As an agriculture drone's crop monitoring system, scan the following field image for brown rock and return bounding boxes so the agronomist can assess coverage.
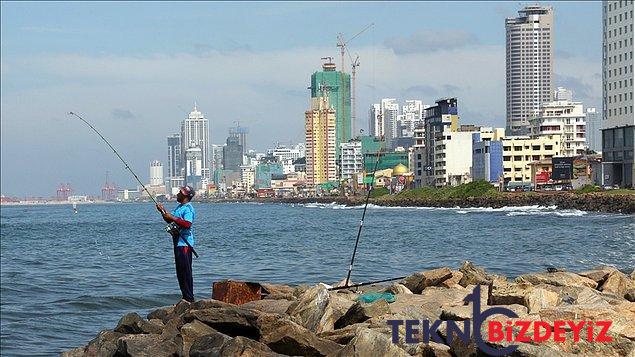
[114,312,144,334]
[439,270,463,288]
[332,328,410,357]
[515,271,598,288]
[83,330,124,357]
[600,270,631,297]
[539,302,635,340]
[458,261,500,287]
[412,342,452,357]
[286,284,330,333]
[488,280,533,306]
[440,305,472,321]
[383,283,413,295]
[524,287,559,313]
[258,317,342,356]
[217,336,282,356]
[116,334,179,357]
[402,268,453,294]
[182,306,260,339]
[147,306,174,322]
[61,347,85,357]
[334,300,390,329]
[241,299,293,315]
[578,266,618,284]
[318,323,369,345]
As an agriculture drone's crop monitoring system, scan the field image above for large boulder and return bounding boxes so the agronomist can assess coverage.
[217,336,282,356]
[488,280,533,306]
[332,328,410,357]
[116,334,179,357]
[524,287,559,313]
[147,306,174,322]
[188,329,232,357]
[539,302,635,340]
[286,284,331,333]
[334,300,390,329]
[83,330,124,357]
[599,270,631,297]
[182,306,260,339]
[402,268,453,294]
[180,320,219,356]
[114,313,144,334]
[439,270,464,288]
[383,284,413,295]
[261,283,297,301]
[458,261,500,287]
[241,299,293,315]
[515,271,598,288]
[578,266,618,285]
[257,315,342,356]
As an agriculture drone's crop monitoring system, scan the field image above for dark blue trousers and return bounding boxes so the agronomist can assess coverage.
[173,245,194,302]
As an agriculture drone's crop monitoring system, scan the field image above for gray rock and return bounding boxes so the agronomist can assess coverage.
[61,347,85,357]
[181,320,219,356]
[188,329,232,357]
[218,336,282,356]
[334,300,390,329]
[114,312,144,334]
[116,334,179,357]
[488,280,533,306]
[286,284,331,333]
[402,268,453,294]
[139,319,164,334]
[258,316,342,356]
[332,328,410,357]
[83,330,124,357]
[383,283,413,295]
[458,261,499,287]
[524,287,560,313]
[515,271,598,288]
[183,306,260,339]
[241,299,293,315]
[147,306,174,322]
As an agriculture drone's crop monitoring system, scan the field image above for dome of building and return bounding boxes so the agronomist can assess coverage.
[393,163,408,176]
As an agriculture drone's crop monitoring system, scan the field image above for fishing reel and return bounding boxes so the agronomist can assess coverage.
[165,222,180,238]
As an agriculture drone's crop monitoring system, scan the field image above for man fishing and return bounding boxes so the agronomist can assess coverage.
[156,186,196,303]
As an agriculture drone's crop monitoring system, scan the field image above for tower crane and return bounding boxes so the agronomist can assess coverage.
[336,23,374,74]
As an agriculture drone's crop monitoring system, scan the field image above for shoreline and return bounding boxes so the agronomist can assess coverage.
[204,192,635,214]
[63,262,635,357]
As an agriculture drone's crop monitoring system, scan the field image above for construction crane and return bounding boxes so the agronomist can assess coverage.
[350,55,360,137]
[336,23,374,74]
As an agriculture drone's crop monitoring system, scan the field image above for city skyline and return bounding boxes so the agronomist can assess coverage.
[1,2,603,196]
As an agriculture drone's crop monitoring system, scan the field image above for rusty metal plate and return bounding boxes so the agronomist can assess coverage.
[212,280,263,305]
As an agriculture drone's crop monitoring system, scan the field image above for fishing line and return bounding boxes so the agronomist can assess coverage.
[344,142,383,287]
[68,111,199,258]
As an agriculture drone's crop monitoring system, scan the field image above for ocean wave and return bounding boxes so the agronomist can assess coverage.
[299,202,591,216]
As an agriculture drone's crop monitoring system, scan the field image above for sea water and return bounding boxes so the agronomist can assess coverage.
[1,202,633,356]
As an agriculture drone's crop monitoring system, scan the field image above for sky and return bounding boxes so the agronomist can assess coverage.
[0,1,603,197]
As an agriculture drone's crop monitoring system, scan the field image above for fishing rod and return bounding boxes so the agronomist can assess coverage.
[344,140,384,287]
[68,111,199,258]
[329,275,407,291]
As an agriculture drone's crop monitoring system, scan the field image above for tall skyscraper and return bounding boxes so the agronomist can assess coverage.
[381,98,400,143]
[585,108,601,153]
[181,104,210,179]
[305,95,337,186]
[222,135,243,172]
[369,103,382,138]
[506,5,554,136]
[229,124,249,154]
[602,0,634,188]
[167,133,181,178]
[310,60,351,157]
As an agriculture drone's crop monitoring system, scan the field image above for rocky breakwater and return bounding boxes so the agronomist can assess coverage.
[64,262,635,357]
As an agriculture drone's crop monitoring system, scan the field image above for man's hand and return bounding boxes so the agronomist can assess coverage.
[156,203,166,214]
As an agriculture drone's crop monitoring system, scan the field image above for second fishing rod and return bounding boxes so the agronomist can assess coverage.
[69,111,199,258]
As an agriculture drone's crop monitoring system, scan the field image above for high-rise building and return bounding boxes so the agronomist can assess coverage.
[602,0,634,188]
[586,108,601,153]
[230,124,249,155]
[529,98,587,157]
[399,100,425,138]
[506,5,554,136]
[222,135,243,172]
[369,103,382,138]
[181,104,210,179]
[167,133,181,178]
[310,61,351,157]
[339,140,363,181]
[381,98,399,143]
[305,95,337,186]
[419,98,460,186]
[149,160,164,186]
